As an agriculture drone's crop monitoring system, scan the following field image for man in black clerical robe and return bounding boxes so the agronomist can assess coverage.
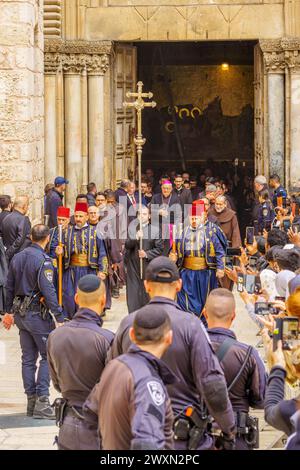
[124,206,164,313]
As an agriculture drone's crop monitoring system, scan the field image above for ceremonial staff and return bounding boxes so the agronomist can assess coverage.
[123,81,156,278]
[57,224,63,306]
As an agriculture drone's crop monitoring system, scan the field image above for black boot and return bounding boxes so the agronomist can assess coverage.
[112,286,120,299]
[33,396,55,419]
[27,395,37,417]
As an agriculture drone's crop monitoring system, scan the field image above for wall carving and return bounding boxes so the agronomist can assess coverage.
[260,38,300,73]
[44,39,112,74]
[44,0,62,37]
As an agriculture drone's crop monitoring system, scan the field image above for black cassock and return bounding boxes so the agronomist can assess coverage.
[124,223,164,313]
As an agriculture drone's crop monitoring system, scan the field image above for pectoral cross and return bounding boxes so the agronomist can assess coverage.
[123,81,156,278]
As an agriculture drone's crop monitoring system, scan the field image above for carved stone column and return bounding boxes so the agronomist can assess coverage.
[44,40,113,207]
[44,54,60,185]
[261,40,285,182]
[87,54,110,191]
[283,39,300,190]
[64,66,82,207]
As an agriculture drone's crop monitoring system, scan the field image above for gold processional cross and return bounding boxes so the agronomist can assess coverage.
[123,81,156,278]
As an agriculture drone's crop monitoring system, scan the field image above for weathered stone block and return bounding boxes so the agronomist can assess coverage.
[0,48,15,69]
[186,6,229,40]
[20,142,34,162]
[0,97,15,120]
[147,7,187,40]
[86,7,147,40]
[229,4,284,39]
[0,142,20,161]
[16,97,34,121]
[0,23,33,47]
[0,120,35,142]
[15,47,34,70]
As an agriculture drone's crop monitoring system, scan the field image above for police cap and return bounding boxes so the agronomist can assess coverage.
[134,308,170,330]
[145,256,180,283]
[77,274,101,293]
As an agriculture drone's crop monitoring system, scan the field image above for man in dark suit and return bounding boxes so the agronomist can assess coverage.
[45,176,68,228]
[1,196,31,264]
[173,174,193,207]
[150,180,181,255]
[0,195,12,235]
[115,180,131,207]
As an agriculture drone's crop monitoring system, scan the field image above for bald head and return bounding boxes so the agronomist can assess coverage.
[75,280,106,316]
[204,288,236,328]
[13,196,29,214]
[88,205,100,225]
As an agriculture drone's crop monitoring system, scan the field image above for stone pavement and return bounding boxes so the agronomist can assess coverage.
[0,288,286,450]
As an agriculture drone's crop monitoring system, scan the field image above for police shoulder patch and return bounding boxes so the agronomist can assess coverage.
[147,381,165,407]
[44,269,53,282]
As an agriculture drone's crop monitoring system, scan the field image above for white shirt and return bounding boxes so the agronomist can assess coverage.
[260,268,279,301]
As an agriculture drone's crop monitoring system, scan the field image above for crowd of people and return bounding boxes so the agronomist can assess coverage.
[0,162,300,451]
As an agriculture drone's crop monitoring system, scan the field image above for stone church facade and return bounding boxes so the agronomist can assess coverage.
[1,0,300,221]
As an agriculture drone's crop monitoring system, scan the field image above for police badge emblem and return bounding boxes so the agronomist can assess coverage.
[44,269,53,282]
[263,208,268,217]
[147,381,165,406]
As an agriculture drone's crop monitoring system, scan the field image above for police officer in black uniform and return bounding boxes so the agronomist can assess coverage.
[47,275,114,450]
[257,189,275,234]
[83,308,176,450]
[108,256,236,450]
[269,174,287,208]
[203,288,267,450]
[4,224,64,419]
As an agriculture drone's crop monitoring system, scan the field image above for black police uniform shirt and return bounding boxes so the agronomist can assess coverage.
[207,327,267,413]
[83,344,176,450]
[5,243,64,321]
[108,296,235,448]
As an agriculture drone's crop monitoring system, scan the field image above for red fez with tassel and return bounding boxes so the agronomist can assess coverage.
[189,200,205,216]
[57,206,70,218]
[75,202,88,213]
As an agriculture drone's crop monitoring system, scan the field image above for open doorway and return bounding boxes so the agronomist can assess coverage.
[135,40,256,177]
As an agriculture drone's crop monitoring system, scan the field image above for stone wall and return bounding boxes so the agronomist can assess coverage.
[0,0,44,223]
[83,0,285,41]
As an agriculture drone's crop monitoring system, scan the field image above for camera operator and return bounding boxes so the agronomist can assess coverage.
[262,330,300,449]
[204,289,266,450]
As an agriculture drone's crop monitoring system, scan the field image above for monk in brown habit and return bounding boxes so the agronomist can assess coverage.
[209,195,242,290]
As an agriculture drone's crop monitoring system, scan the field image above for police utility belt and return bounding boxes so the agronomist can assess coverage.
[173,405,211,450]
[12,293,49,320]
[173,337,259,449]
[215,337,259,449]
[53,398,84,427]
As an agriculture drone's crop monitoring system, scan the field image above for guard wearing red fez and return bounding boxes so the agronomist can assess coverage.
[48,207,71,296]
[169,201,227,325]
[49,207,71,262]
[62,202,108,318]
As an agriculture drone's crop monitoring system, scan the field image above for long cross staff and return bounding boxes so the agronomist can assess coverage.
[123,81,156,278]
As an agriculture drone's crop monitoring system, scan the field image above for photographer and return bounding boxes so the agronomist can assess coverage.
[262,330,300,449]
